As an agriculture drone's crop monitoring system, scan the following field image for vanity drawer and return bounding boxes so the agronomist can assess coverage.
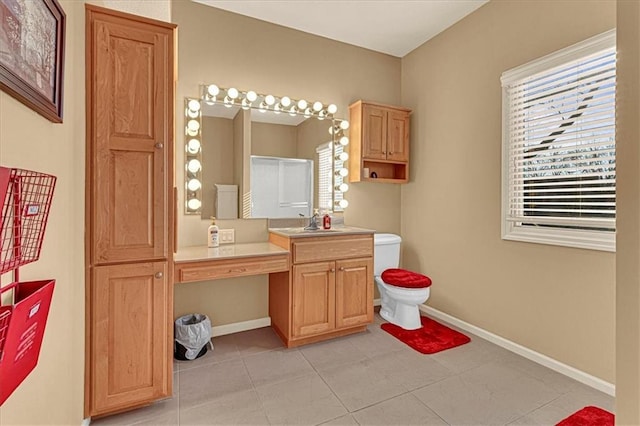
[292,236,373,264]
[176,254,289,283]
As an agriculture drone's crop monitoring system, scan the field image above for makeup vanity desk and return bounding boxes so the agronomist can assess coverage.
[174,242,290,283]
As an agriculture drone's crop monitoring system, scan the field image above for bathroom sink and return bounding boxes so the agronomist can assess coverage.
[271,227,342,235]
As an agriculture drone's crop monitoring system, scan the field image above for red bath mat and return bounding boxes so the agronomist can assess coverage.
[381,316,470,354]
[556,406,614,426]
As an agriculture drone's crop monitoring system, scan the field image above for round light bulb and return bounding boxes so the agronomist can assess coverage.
[265,95,276,106]
[313,101,323,112]
[289,106,298,116]
[328,126,337,135]
[223,96,233,107]
[339,120,349,130]
[297,99,308,110]
[241,99,251,110]
[187,179,201,191]
[304,108,312,118]
[246,90,257,102]
[327,104,337,114]
[338,183,349,192]
[188,99,201,112]
[339,136,349,146]
[187,139,201,154]
[338,168,349,177]
[274,104,281,114]
[280,96,292,107]
[187,198,202,210]
[227,87,239,99]
[187,159,201,173]
[339,199,349,209]
[187,119,200,132]
[207,85,220,97]
[338,152,349,161]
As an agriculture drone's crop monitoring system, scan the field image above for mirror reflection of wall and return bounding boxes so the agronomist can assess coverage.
[199,102,335,220]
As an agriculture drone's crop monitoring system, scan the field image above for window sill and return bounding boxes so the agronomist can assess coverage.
[502,226,615,252]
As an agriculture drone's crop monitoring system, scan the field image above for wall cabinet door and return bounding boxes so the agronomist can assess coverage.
[335,258,373,329]
[386,110,410,162]
[91,13,172,264]
[362,104,388,160]
[90,262,170,416]
[292,262,336,337]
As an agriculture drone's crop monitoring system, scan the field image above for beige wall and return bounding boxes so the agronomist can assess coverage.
[401,0,616,382]
[173,1,402,328]
[251,122,298,158]
[616,0,640,422]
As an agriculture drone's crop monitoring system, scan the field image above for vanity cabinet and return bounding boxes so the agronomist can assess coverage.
[349,100,411,183]
[85,5,175,418]
[269,232,374,347]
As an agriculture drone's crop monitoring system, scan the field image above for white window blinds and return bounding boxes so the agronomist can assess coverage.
[501,30,616,251]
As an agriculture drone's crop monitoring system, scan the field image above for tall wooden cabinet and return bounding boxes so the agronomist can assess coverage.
[85,5,175,418]
[349,100,411,183]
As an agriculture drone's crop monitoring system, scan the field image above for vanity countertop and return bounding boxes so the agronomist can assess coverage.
[268,225,375,238]
[174,242,289,264]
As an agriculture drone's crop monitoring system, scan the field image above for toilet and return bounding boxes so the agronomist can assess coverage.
[374,233,432,330]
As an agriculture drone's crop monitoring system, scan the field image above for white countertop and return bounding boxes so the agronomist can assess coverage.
[174,242,289,263]
[268,225,375,238]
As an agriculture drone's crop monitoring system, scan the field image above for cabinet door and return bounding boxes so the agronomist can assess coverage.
[91,14,172,264]
[292,262,336,337]
[362,104,388,160]
[335,258,373,329]
[90,262,171,416]
[387,110,410,162]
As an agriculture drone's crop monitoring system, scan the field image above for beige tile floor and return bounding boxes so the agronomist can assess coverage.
[92,314,613,426]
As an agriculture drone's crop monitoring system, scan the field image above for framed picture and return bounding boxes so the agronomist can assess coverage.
[0,0,65,123]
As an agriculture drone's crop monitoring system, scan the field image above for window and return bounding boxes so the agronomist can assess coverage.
[501,30,616,252]
[317,142,344,212]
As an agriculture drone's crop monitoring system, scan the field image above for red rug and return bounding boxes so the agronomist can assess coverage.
[556,406,614,426]
[381,315,470,354]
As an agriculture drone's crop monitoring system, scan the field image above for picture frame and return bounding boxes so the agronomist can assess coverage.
[0,0,66,123]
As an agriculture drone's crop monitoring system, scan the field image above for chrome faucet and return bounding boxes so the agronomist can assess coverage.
[304,210,320,230]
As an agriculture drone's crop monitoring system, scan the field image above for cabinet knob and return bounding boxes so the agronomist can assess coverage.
[154,272,163,279]
[155,142,164,149]
[339,266,345,271]
[389,151,394,155]
[330,268,335,273]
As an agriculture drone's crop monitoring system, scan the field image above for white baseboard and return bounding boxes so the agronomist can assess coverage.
[419,305,615,396]
[211,317,271,337]
[373,298,381,306]
[81,418,91,426]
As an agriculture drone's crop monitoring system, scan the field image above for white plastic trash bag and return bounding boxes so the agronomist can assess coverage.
[174,314,213,360]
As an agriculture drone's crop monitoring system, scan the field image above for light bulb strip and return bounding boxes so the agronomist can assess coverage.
[184,97,203,214]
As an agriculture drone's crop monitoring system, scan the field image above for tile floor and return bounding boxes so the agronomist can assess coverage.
[92,314,613,425]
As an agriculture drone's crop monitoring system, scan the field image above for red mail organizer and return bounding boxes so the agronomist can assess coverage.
[0,167,56,405]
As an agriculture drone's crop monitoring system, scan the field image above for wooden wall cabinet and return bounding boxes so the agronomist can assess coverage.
[85,5,175,418]
[269,233,374,347]
[349,100,411,183]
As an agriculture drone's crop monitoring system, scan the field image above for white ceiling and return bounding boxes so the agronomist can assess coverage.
[194,0,488,57]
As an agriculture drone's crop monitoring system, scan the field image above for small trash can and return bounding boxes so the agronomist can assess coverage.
[174,314,213,361]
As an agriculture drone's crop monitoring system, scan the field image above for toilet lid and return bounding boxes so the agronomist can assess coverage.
[381,268,432,289]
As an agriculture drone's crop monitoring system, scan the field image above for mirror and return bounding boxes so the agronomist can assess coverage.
[184,85,350,218]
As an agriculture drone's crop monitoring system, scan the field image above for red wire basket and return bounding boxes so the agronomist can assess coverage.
[0,167,57,275]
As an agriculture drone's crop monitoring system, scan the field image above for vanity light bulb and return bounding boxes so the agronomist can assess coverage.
[273,104,281,114]
[338,152,349,162]
[246,91,258,102]
[339,136,349,146]
[207,85,220,97]
[227,87,239,99]
[259,102,267,112]
[289,106,298,116]
[338,199,349,209]
[241,99,251,110]
[187,120,200,132]
[304,108,312,118]
[187,159,202,173]
[298,99,308,110]
[186,139,201,154]
[188,99,201,112]
[318,110,327,120]
[187,108,199,118]
[187,198,202,211]
[223,96,233,107]
[265,95,276,106]
[338,183,349,192]
[338,168,349,177]
[328,104,338,114]
[339,120,349,130]
[187,179,201,191]
[280,96,292,107]
[313,101,323,112]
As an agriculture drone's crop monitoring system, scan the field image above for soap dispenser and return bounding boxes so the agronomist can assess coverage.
[208,217,219,248]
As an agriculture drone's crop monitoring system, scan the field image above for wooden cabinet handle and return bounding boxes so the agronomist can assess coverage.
[330,268,335,273]
[389,151,394,155]
[155,272,163,279]
[155,142,164,149]
[339,267,345,271]
[228,268,247,273]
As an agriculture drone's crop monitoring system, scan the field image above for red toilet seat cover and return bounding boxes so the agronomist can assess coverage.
[381,268,432,289]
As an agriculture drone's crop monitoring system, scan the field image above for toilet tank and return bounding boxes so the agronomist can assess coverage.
[373,233,401,276]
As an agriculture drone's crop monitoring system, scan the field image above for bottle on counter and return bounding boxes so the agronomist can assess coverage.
[322,211,332,230]
[208,217,219,248]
